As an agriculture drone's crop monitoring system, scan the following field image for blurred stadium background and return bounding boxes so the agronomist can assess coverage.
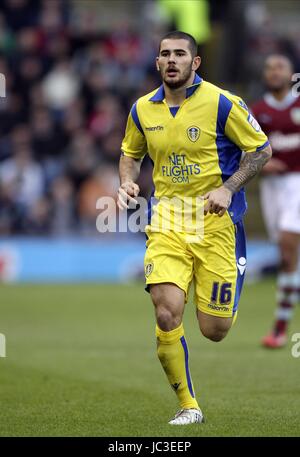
[1,0,300,438]
[1,0,300,282]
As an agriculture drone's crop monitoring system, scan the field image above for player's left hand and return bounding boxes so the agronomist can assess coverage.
[203,186,232,217]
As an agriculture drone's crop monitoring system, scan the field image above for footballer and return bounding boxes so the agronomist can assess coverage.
[251,55,300,348]
[117,31,272,425]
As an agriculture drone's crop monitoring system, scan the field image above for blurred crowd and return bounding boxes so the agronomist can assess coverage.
[0,0,299,237]
[0,0,157,236]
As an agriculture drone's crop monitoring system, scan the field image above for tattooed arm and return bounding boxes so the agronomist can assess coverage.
[223,145,272,194]
[204,144,272,216]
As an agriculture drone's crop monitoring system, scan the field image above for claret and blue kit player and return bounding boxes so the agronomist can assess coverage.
[251,55,300,349]
[118,31,272,425]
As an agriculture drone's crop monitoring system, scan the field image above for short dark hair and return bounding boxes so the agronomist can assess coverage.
[159,31,198,58]
[265,54,294,72]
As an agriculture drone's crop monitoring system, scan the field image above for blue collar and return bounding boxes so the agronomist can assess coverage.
[149,74,202,102]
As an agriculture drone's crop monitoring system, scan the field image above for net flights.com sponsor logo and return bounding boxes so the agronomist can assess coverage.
[161,153,200,183]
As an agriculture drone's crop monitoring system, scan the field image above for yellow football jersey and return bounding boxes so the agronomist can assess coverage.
[121,74,269,233]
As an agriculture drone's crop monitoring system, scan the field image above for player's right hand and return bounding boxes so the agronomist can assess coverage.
[117,181,140,210]
[261,158,288,175]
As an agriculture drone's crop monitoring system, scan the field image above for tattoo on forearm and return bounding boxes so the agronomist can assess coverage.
[224,148,272,194]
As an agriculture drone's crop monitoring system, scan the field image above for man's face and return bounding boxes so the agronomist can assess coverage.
[263,56,293,92]
[156,39,200,89]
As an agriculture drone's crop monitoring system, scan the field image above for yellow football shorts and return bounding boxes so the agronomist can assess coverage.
[144,221,246,318]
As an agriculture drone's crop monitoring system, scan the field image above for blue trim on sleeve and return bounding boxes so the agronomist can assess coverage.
[216,94,247,224]
[217,94,232,130]
[233,220,247,314]
[131,102,144,135]
[180,336,195,398]
[256,140,270,152]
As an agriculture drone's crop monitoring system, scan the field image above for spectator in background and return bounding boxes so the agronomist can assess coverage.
[50,174,75,235]
[0,139,44,209]
[101,129,127,164]
[31,106,67,161]
[65,129,97,190]
[2,0,297,238]
[87,94,125,140]
[42,60,79,116]
[0,0,162,236]
[30,106,67,185]
[78,165,119,236]
[0,12,16,55]
[0,134,45,233]
[24,196,51,234]
[15,55,44,104]
[61,99,85,137]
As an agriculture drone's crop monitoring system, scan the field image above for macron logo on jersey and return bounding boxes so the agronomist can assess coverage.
[145,126,164,131]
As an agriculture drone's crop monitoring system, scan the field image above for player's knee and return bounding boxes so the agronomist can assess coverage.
[156,307,181,331]
[150,285,183,331]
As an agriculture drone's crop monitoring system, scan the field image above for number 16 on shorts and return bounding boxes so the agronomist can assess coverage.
[210,282,232,305]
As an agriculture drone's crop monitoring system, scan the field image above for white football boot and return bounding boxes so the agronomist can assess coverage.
[168,408,204,425]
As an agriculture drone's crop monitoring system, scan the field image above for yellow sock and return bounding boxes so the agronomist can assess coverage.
[156,323,200,410]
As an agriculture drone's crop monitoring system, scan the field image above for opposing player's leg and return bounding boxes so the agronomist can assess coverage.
[192,221,246,340]
[262,230,300,348]
[261,174,300,348]
[144,230,204,425]
[259,176,280,243]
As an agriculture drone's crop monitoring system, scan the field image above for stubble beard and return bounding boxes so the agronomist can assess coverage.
[162,64,193,90]
[266,80,291,94]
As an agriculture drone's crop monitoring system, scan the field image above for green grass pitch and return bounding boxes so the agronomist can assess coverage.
[0,279,300,437]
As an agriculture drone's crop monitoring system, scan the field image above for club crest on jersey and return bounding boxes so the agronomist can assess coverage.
[291,107,300,125]
[187,126,200,142]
